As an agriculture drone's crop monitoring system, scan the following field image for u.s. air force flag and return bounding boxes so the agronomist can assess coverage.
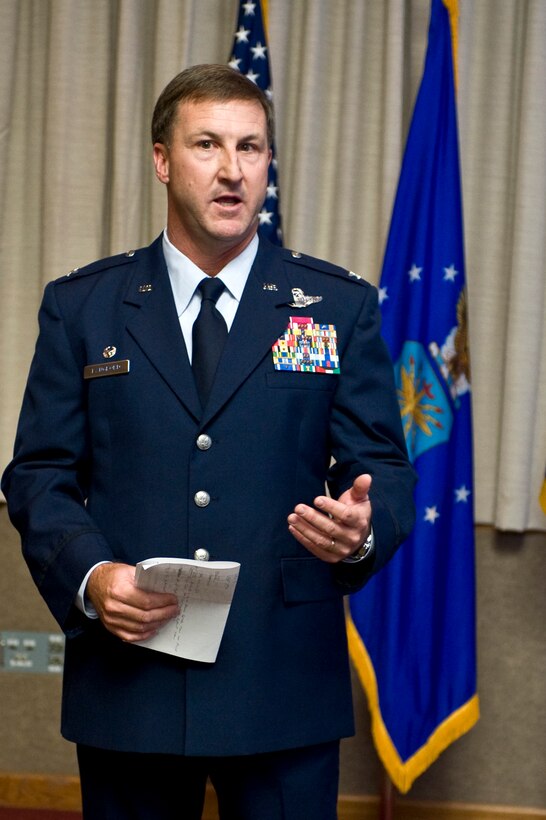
[347,0,479,793]
[229,0,282,245]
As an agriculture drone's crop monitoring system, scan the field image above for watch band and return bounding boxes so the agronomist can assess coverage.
[342,531,374,563]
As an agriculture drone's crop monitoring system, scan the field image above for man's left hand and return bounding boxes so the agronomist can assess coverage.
[287,474,372,563]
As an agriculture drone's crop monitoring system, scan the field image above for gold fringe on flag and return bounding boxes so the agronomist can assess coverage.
[347,614,480,794]
[442,0,459,91]
[260,0,269,42]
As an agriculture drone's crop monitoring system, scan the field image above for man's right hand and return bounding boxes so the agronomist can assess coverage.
[86,563,179,642]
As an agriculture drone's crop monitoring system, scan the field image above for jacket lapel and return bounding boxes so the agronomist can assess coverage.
[122,237,296,427]
[124,237,202,421]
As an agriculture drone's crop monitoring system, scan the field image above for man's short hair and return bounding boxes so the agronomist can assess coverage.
[151,63,274,147]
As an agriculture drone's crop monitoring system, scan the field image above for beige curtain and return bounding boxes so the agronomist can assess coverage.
[1,0,545,531]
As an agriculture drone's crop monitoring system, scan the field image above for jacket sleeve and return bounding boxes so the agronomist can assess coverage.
[328,283,416,591]
[1,282,114,633]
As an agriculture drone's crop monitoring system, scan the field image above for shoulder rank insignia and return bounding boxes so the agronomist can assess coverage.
[288,288,323,308]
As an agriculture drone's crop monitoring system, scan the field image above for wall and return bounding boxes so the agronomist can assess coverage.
[1,507,544,809]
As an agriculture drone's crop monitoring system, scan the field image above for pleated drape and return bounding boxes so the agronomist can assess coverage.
[1,0,545,530]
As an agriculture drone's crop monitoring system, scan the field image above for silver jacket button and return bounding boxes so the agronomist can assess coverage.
[194,490,210,507]
[194,548,210,561]
[196,434,212,451]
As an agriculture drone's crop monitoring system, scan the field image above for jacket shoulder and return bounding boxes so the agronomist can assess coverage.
[52,247,144,285]
[280,247,369,288]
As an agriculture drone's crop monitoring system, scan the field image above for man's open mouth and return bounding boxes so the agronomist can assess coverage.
[214,196,242,206]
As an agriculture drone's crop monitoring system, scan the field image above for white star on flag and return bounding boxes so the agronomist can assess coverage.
[243,1,256,14]
[259,209,273,225]
[455,485,471,503]
[251,42,267,60]
[378,286,388,305]
[235,26,250,43]
[266,183,278,199]
[246,69,259,84]
[443,264,458,281]
[408,264,422,282]
[228,57,242,70]
[424,506,440,523]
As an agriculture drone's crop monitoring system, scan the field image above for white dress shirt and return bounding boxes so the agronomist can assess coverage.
[162,229,259,362]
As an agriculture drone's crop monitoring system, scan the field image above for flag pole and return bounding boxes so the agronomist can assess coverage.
[378,767,394,820]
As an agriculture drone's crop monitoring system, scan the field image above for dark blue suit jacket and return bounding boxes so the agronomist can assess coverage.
[2,236,415,756]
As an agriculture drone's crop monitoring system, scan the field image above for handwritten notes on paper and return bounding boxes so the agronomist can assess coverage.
[134,558,240,663]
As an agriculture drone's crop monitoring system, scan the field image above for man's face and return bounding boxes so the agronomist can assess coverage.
[153,98,271,260]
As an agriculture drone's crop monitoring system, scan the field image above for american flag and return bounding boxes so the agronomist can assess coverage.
[229,0,282,245]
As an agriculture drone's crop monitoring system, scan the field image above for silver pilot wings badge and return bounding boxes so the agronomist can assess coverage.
[288,288,323,308]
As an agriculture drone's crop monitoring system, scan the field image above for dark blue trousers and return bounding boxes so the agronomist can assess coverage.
[77,741,340,820]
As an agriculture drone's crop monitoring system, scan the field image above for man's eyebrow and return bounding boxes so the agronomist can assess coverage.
[184,128,215,142]
[188,129,265,143]
[237,133,264,142]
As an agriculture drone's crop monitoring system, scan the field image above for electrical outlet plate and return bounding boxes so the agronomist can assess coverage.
[0,630,65,673]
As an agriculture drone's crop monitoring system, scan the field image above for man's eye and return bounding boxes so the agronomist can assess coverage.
[198,140,213,149]
[239,143,254,152]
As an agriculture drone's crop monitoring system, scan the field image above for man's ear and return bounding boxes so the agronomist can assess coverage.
[153,143,169,184]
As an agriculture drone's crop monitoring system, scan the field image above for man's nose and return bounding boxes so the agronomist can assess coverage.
[219,149,243,180]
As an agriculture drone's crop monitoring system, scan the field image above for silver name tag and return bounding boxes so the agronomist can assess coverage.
[83,359,130,379]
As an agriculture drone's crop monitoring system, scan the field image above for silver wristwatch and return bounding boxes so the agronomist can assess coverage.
[342,531,374,563]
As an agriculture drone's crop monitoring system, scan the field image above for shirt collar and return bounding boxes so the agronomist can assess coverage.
[162,230,259,317]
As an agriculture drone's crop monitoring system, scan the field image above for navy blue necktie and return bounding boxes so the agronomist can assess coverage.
[192,278,228,407]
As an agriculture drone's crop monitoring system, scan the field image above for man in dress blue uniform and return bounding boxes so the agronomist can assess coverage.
[2,65,415,819]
